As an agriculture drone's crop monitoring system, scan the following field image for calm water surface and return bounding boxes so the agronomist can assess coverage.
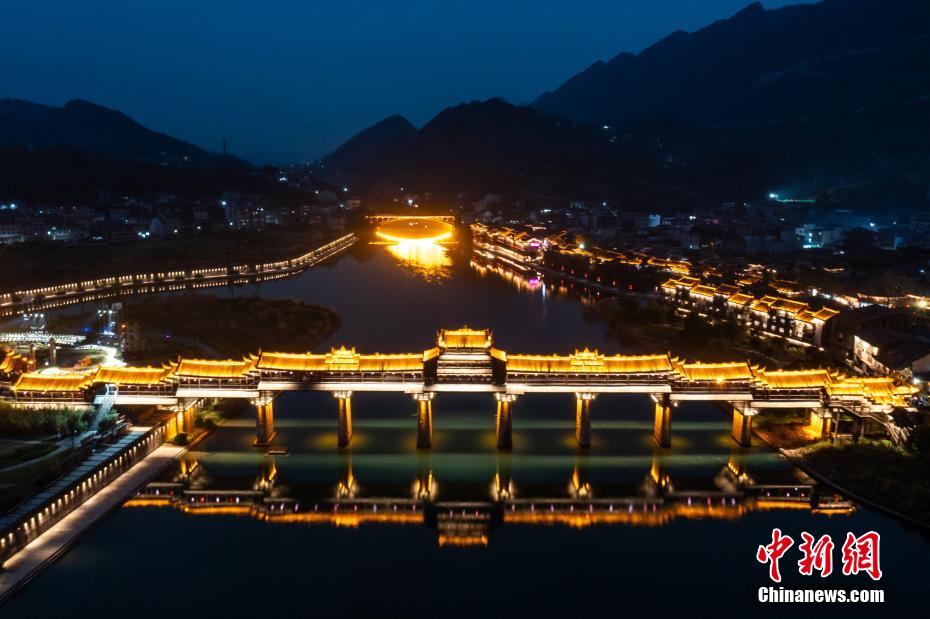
[6,241,929,617]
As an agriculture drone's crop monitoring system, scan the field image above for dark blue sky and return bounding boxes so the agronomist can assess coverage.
[1,1,800,163]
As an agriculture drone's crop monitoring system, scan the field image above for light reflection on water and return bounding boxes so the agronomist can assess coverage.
[383,240,453,281]
[7,238,930,617]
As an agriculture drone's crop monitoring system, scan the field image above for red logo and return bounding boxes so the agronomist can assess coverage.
[798,532,834,577]
[841,531,882,581]
[756,528,795,582]
[757,529,882,582]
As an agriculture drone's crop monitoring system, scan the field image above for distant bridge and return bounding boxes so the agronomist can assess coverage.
[366,214,456,224]
[1,327,915,450]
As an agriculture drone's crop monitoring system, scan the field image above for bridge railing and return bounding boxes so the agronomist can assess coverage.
[0,425,166,566]
[509,373,676,387]
[0,234,357,317]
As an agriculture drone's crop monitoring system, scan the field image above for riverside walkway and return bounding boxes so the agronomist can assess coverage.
[0,439,185,602]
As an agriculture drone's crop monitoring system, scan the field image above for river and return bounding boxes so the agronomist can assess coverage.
[4,239,928,617]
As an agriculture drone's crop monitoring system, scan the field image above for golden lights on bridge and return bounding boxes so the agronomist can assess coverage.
[374,216,455,278]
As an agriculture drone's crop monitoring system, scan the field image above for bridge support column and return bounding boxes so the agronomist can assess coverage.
[253,395,276,446]
[730,402,755,447]
[334,391,353,447]
[495,393,517,450]
[575,393,597,447]
[809,408,833,440]
[181,401,196,435]
[413,392,434,449]
[652,393,672,448]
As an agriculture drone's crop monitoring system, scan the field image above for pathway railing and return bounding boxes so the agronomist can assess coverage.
[0,234,357,317]
[0,425,166,565]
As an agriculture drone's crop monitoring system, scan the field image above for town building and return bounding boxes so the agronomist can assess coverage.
[853,328,930,385]
[661,277,838,347]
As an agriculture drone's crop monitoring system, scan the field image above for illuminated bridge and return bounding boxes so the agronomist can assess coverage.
[369,215,456,245]
[0,327,916,449]
[366,214,456,225]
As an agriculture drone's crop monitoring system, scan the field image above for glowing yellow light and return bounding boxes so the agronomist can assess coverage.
[375,218,454,244]
[376,230,453,244]
[384,240,452,280]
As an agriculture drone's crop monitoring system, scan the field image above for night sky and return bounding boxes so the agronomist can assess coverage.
[1,0,802,163]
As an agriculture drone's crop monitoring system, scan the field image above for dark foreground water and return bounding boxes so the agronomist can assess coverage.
[5,242,929,617]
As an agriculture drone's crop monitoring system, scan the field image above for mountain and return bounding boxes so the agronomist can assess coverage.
[323,0,930,209]
[0,99,282,205]
[323,98,711,210]
[0,98,225,165]
[531,0,930,194]
[533,0,930,128]
[323,115,416,175]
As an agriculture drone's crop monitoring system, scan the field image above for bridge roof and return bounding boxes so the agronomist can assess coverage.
[13,371,95,392]
[255,349,423,373]
[507,351,672,374]
[752,368,839,389]
[256,352,327,372]
[0,351,26,374]
[674,361,753,382]
[438,327,492,349]
[827,376,916,407]
[357,354,423,372]
[174,359,255,378]
[96,366,174,385]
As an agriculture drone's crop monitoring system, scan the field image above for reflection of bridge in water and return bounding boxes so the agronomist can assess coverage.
[127,450,855,547]
[4,327,916,449]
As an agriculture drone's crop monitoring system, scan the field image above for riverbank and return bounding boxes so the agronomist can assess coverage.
[595,295,835,367]
[0,439,186,602]
[0,225,338,293]
[122,293,341,362]
[753,418,930,526]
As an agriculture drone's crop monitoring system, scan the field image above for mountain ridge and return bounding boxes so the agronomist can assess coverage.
[0,98,233,166]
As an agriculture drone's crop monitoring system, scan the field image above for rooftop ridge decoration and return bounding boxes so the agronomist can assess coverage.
[437,326,492,349]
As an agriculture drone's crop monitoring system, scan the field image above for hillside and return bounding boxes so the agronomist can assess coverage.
[0,99,231,165]
[324,0,930,206]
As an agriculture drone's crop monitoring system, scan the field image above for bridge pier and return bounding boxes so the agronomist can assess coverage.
[414,392,435,449]
[575,393,597,447]
[495,393,517,449]
[730,402,755,447]
[253,395,276,446]
[652,393,672,448]
[181,401,196,436]
[334,391,353,447]
[809,408,833,440]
